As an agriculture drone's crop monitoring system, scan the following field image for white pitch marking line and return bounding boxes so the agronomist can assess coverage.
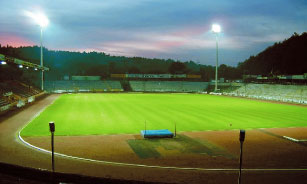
[18,132,307,172]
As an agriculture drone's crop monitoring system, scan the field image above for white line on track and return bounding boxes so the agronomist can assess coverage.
[17,99,307,173]
[17,95,59,135]
[18,131,307,172]
[283,136,307,142]
[283,136,299,142]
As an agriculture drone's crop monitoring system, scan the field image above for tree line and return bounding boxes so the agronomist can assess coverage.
[238,32,307,75]
[0,45,241,82]
[0,32,306,86]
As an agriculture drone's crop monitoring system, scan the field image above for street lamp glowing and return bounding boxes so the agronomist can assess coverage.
[212,24,221,33]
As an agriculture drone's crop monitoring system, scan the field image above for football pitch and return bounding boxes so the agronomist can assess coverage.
[21,93,307,136]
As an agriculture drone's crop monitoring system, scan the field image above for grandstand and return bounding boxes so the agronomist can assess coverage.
[0,81,41,98]
[43,79,307,105]
[44,80,208,93]
[129,81,208,92]
[223,83,307,104]
[44,80,123,93]
[0,81,44,113]
[0,97,9,107]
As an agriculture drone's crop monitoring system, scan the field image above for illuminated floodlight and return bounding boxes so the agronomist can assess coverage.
[212,24,221,33]
[25,10,48,91]
[19,65,23,68]
[1,61,7,65]
[211,23,222,92]
[25,11,49,28]
[26,66,29,69]
[34,68,38,71]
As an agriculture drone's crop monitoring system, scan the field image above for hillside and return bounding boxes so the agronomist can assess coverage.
[1,32,306,86]
[238,32,307,75]
[0,46,239,83]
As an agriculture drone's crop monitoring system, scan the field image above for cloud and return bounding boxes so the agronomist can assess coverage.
[0,34,35,47]
[0,0,306,65]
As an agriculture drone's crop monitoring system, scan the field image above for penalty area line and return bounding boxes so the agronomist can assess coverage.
[17,132,307,172]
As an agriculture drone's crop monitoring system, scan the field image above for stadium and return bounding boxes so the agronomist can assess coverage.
[1,1,307,184]
[1,57,307,183]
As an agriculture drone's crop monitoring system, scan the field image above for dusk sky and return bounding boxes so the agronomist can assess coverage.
[0,0,306,66]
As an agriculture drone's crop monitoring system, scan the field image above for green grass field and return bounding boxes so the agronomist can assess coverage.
[21,93,307,136]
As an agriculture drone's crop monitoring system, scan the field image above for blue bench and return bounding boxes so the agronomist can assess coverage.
[141,129,174,138]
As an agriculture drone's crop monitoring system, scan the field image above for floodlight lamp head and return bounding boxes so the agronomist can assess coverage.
[212,24,221,33]
[35,13,49,28]
[25,11,49,28]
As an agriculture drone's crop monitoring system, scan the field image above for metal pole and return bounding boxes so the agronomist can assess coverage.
[238,141,243,184]
[145,120,146,135]
[215,33,219,92]
[174,122,176,137]
[40,27,44,91]
[51,131,54,172]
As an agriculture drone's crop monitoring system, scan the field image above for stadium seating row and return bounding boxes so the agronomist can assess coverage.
[44,80,209,93]
[223,84,307,104]
[0,81,41,99]
[0,97,9,106]
[0,81,43,112]
[44,80,123,93]
[129,81,209,92]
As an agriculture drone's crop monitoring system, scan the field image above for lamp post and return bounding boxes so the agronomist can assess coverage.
[26,11,49,90]
[49,122,55,172]
[212,24,221,92]
[238,130,246,184]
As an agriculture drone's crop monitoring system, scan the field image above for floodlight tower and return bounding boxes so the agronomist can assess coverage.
[212,24,221,92]
[28,12,49,90]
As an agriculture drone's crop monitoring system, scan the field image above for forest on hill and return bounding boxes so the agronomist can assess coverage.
[0,32,306,84]
[238,32,307,75]
[0,45,240,81]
